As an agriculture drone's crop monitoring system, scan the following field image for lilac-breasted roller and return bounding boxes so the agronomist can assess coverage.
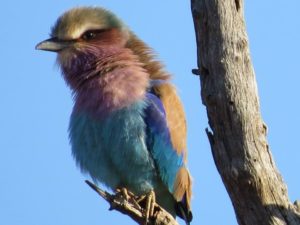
[36,7,192,224]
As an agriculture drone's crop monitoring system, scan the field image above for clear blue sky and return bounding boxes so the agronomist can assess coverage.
[1,1,299,225]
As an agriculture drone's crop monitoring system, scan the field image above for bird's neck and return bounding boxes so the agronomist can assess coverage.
[126,33,171,81]
[60,47,149,117]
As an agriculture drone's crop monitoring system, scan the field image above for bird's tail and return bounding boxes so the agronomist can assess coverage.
[175,193,193,225]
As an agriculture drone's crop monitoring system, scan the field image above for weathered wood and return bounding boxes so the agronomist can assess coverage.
[191,0,300,224]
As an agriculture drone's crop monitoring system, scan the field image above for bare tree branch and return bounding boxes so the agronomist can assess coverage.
[85,180,179,225]
[191,0,300,224]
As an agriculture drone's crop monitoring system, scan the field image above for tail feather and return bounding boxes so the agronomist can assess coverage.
[175,193,193,225]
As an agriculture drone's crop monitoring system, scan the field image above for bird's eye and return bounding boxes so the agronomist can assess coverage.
[82,31,97,40]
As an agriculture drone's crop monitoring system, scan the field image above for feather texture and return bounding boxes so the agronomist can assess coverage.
[37,6,192,224]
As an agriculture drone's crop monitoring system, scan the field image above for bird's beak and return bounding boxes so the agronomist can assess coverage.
[35,37,74,52]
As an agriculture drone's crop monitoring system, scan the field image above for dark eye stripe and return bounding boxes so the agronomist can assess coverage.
[81,29,109,40]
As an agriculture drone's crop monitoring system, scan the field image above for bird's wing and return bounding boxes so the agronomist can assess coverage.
[144,90,192,222]
[144,92,184,191]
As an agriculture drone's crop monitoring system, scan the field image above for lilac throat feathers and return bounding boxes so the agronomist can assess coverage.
[59,46,149,116]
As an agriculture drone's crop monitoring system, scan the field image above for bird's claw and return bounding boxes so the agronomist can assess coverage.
[142,190,156,225]
[115,187,130,201]
[114,188,142,211]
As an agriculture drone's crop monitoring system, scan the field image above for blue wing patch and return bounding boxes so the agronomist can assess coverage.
[144,92,184,193]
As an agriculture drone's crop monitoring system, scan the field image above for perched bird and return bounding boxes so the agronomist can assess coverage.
[36,7,192,224]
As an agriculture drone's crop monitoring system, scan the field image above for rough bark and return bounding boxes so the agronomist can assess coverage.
[191,0,300,224]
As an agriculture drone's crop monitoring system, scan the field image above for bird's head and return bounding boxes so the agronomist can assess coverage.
[36,7,129,52]
[36,7,132,88]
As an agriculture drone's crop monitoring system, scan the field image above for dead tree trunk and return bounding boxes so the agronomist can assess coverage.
[191,0,300,224]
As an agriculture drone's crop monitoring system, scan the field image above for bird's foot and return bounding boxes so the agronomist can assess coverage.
[136,190,156,225]
[114,188,142,211]
[115,187,130,201]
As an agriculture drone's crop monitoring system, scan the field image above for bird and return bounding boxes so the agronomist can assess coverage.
[36,6,192,224]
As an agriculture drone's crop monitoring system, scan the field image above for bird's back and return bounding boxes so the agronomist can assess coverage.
[127,34,192,222]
